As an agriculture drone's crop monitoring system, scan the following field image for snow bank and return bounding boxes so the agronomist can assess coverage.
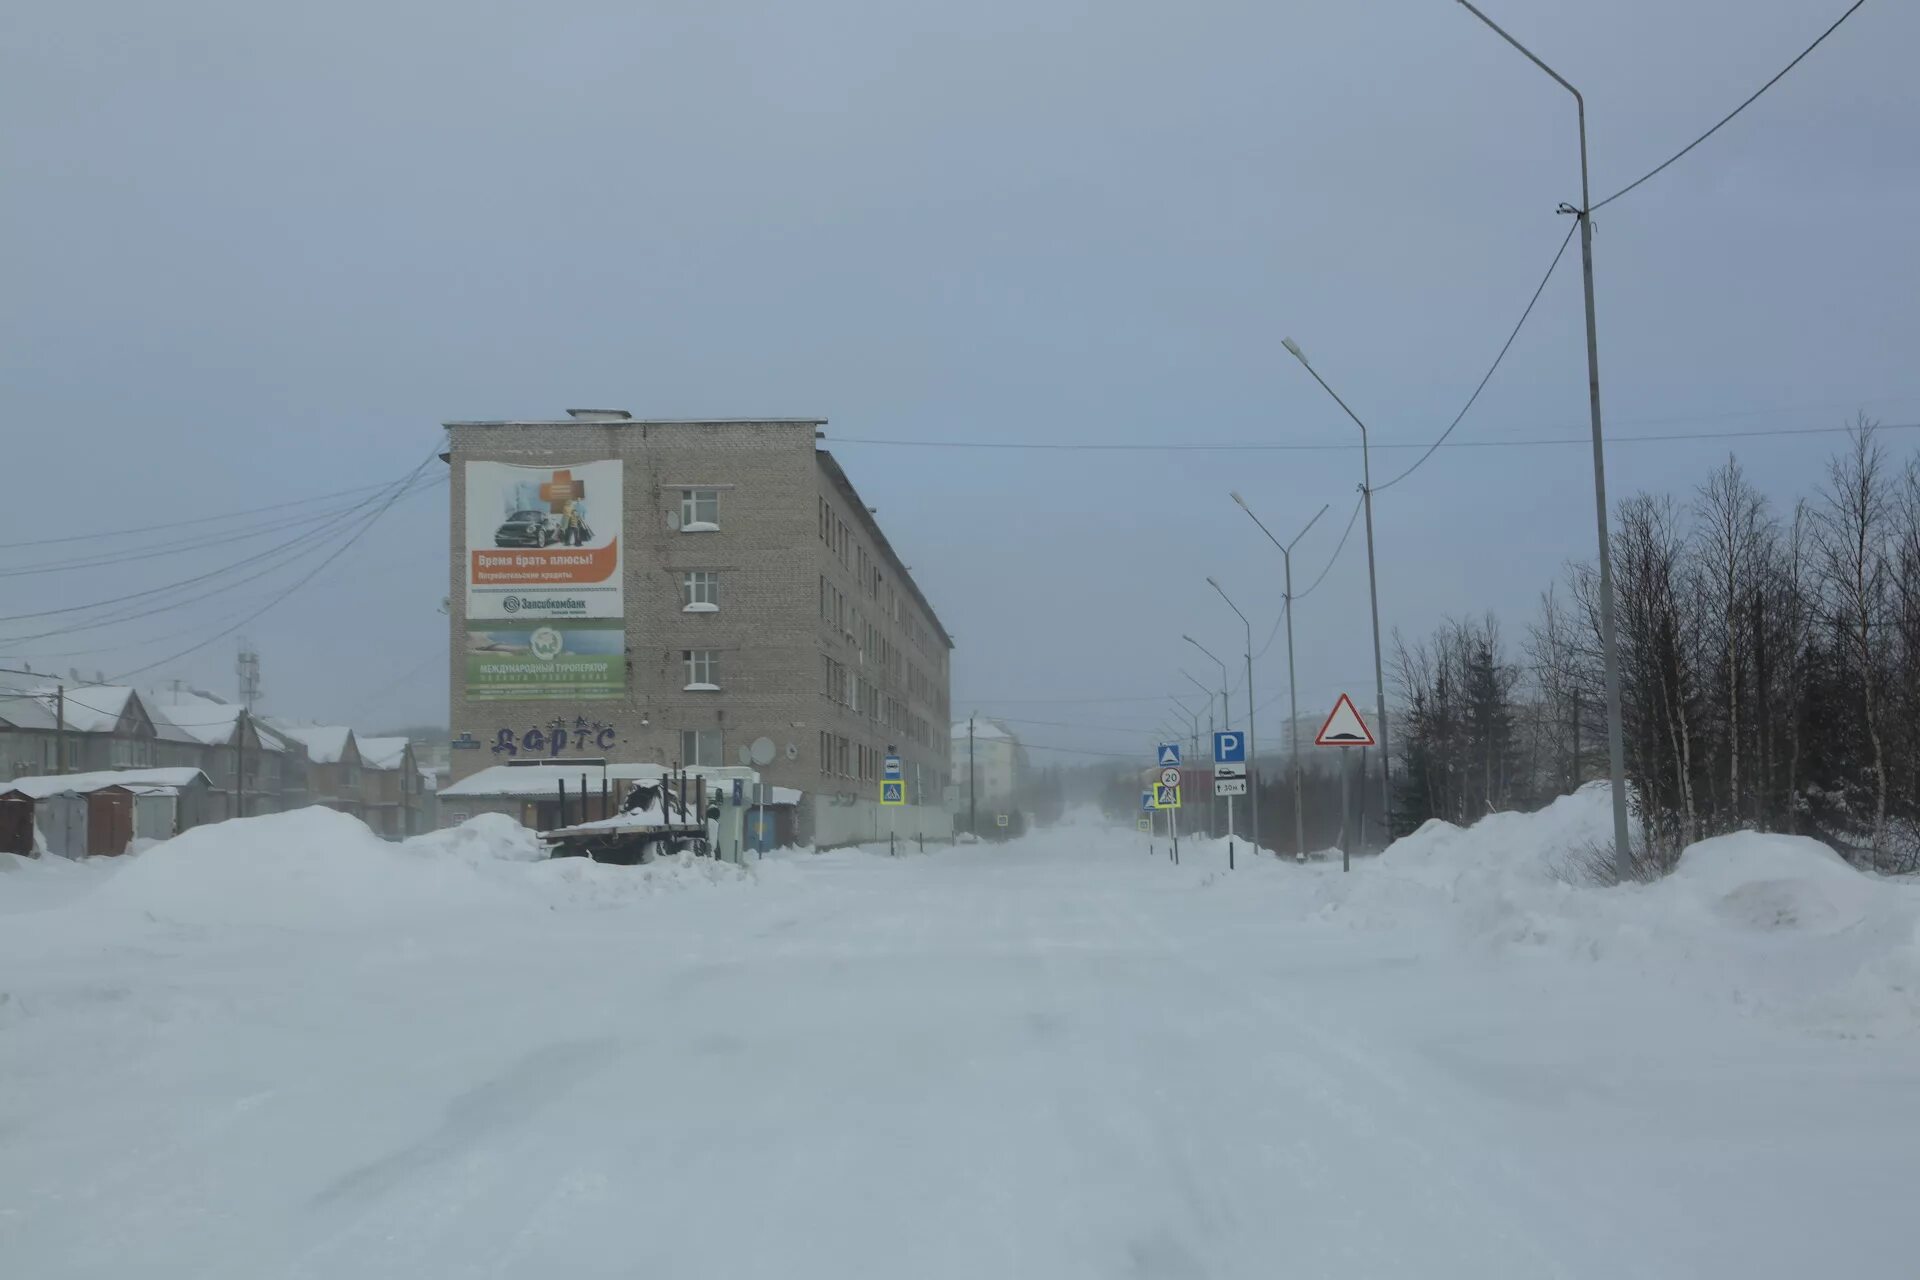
[91,807,516,929]
[1320,791,1920,1034]
[0,849,105,916]
[525,850,757,908]
[400,812,546,865]
[80,810,763,929]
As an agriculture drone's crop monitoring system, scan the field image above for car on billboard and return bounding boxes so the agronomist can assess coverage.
[493,510,557,548]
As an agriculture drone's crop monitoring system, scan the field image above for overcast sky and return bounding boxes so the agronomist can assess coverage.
[3,0,1916,758]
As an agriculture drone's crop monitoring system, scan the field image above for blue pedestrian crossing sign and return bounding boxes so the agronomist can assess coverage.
[880,780,906,806]
[1152,783,1181,809]
[1140,789,1154,812]
[1157,742,1182,767]
[1213,731,1245,763]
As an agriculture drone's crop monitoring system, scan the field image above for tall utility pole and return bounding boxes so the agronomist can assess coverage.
[1231,495,1328,862]
[1205,578,1259,854]
[1184,635,1233,836]
[55,683,68,775]
[236,706,248,820]
[968,714,977,837]
[1281,337,1391,841]
[1182,669,1219,835]
[1456,0,1631,879]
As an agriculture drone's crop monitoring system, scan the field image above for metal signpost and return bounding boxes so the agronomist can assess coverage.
[1213,730,1246,867]
[1315,694,1376,873]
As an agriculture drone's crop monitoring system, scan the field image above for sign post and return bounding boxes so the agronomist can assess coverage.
[1213,730,1245,867]
[1314,693,1375,872]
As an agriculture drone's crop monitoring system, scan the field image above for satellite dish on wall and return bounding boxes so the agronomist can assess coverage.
[736,746,754,766]
[750,737,777,766]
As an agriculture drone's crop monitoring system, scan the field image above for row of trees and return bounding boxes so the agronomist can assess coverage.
[1394,421,1920,873]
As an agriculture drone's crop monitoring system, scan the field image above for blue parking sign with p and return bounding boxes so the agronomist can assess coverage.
[1213,731,1245,763]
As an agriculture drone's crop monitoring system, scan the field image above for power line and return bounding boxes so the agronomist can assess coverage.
[965,692,1195,705]
[1292,495,1366,602]
[1374,222,1578,493]
[107,448,443,683]
[1591,0,1870,212]
[0,466,439,627]
[0,476,444,579]
[0,473,441,550]
[826,416,1920,456]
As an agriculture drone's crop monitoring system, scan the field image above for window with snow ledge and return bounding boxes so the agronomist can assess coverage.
[683,682,720,693]
[679,488,719,531]
[683,648,717,689]
[681,570,719,610]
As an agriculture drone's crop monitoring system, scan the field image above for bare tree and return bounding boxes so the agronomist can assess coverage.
[1692,456,1773,830]
[1813,418,1893,863]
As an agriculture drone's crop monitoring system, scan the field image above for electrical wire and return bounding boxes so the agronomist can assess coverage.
[0,476,445,579]
[107,447,443,682]
[0,465,440,626]
[825,415,1920,457]
[1292,495,1366,602]
[1590,0,1870,212]
[0,474,442,550]
[1372,222,1578,493]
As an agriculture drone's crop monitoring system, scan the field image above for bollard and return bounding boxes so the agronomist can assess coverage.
[1229,841,1235,871]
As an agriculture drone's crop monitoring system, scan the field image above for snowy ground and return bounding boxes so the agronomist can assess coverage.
[3,795,1918,1278]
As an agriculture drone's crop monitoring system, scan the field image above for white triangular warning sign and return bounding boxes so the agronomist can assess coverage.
[1314,693,1374,747]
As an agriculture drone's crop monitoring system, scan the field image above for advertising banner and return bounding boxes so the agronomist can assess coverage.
[464,461,624,699]
[465,461,624,622]
[464,620,624,701]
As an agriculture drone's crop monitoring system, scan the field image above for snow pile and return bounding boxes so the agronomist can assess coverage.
[1321,789,1920,1033]
[0,849,104,916]
[526,850,757,908]
[400,812,546,865]
[92,807,514,929]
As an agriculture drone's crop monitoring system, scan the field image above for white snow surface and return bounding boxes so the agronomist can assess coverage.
[3,798,1918,1277]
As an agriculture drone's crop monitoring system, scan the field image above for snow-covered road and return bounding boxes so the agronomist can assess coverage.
[4,806,1918,1278]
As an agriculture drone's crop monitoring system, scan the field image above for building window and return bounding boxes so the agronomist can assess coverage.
[679,489,719,531]
[683,649,718,690]
[680,729,723,767]
[682,571,719,611]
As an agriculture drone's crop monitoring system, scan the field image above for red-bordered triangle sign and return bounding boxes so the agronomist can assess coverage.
[1314,693,1375,747]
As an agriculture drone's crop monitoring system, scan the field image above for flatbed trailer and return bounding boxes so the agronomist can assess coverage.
[537,769,716,865]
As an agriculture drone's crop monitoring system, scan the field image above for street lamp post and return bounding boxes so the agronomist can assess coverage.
[1456,0,1632,880]
[1205,577,1259,854]
[1182,635,1231,735]
[1281,336,1391,844]
[1181,670,1219,835]
[1231,495,1329,863]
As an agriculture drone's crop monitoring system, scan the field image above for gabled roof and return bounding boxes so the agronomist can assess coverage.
[0,684,167,737]
[357,737,412,771]
[1,767,210,800]
[0,693,61,732]
[143,687,243,746]
[269,722,356,765]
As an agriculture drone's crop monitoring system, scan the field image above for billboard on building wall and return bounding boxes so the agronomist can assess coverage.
[464,461,624,700]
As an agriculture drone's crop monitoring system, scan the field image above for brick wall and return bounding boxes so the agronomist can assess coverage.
[446,419,955,812]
